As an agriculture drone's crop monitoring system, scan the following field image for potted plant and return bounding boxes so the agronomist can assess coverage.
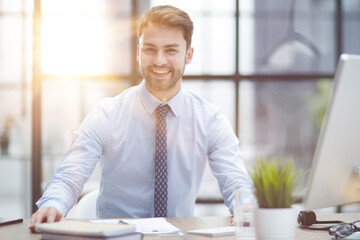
[250,157,305,240]
[0,115,14,156]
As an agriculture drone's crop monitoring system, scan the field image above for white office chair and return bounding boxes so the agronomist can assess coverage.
[66,189,99,219]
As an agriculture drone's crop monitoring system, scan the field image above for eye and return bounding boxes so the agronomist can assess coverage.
[143,48,156,54]
[166,48,178,54]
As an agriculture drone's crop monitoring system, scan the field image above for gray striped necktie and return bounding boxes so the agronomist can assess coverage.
[154,104,170,217]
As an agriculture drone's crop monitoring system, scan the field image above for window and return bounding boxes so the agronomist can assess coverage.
[0,0,33,218]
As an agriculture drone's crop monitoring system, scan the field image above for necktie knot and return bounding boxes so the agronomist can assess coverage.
[156,104,170,119]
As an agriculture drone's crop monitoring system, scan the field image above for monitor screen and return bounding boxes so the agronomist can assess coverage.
[303,54,360,210]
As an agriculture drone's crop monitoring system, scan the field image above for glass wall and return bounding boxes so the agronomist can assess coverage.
[40,0,133,201]
[248,0,336,74]
[0,0,359,218]
[0,0,33,218]
[343,0,360,54]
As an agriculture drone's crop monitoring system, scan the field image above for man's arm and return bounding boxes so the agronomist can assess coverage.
[207,110,254,214]
[28,131,102,231]
[28,100,111,230]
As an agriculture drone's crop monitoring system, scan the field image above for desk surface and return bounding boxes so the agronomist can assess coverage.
[1,213,359,240]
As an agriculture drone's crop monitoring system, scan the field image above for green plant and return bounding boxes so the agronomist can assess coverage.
[308,79,332,129]
[250,157,305,208]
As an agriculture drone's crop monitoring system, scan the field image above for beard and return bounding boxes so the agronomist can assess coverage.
[139,64,185,92]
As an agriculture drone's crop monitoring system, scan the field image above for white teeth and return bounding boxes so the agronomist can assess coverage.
[153,69,169,74]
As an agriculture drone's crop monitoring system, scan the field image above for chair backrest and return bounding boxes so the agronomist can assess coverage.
[66,189,99,218]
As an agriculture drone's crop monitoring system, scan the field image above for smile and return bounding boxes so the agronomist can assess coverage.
[152,69,170,74]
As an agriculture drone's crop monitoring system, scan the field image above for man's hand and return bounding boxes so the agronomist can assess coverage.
[28,206,65,232]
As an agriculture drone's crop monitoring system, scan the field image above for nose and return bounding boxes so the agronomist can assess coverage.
[153,51,167,66]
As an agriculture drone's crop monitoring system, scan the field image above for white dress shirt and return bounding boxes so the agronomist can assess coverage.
[37,81,253,218]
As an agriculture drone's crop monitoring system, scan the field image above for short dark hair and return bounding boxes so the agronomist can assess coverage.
[137,5,194,49]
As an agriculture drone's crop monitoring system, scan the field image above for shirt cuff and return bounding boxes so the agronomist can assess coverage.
[37,200,68,217]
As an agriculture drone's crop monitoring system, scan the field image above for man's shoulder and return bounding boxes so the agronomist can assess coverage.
[90,85,140,119]
[97,85,138,106]
[182,89,220,113]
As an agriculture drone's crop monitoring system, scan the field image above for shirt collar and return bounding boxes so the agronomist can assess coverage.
[138,80,182,117]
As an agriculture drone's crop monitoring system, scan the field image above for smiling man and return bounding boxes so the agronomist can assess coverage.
[29,5,253,230]
[137,12,193,102]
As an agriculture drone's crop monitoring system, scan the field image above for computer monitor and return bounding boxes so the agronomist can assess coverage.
[303,54,360,210]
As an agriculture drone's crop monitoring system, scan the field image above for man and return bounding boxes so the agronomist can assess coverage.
[29,5,253,230]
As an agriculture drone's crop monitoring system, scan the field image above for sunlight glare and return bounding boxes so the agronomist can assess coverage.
[41,0,107,75]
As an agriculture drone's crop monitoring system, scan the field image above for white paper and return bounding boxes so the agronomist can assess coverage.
[188,226,235,237]
[90,219,120,224]
[91,218,182,236]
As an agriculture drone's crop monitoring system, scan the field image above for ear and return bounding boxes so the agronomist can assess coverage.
[185,47,194,65]
[137,44,140,62]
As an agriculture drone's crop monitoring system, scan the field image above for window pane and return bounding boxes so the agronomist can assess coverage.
[240,0,336,74]
[0,0,33,12]
[0,0,32,219]
[0,15,25,82]
[0,87,31,218]
[187,16,235,75]
[343,0,360,55]
[42,0,130,14]
[41,0,132,76]
[238,79,332,172]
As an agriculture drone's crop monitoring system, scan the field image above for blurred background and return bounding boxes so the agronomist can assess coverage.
[0,0,359,219]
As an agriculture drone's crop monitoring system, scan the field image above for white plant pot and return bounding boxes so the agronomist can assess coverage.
[254,207,298,240]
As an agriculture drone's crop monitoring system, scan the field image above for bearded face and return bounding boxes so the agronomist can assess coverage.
[137,23,193,100]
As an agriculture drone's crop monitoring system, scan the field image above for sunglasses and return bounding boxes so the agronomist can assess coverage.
[329,220,360,239]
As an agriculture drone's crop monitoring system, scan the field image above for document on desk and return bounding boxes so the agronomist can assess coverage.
[91,218,182,236]
[187,226,235,237]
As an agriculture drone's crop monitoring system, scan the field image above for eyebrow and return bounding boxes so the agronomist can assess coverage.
[142,43,181,48]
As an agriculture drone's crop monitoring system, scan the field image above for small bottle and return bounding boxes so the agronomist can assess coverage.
[232,188,257,240]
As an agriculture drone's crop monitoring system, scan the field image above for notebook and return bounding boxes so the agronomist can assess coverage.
[35,220,136,237]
